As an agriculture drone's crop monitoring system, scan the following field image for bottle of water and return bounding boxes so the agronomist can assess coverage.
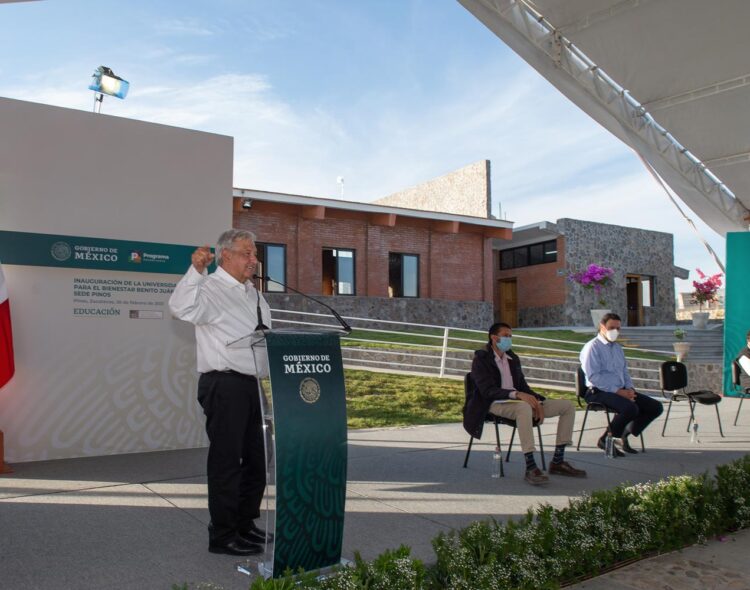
[605,433,614,458]
[491,446,502,478]
[690,421,700,444]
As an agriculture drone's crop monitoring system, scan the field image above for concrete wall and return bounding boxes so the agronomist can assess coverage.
[373,160,491,218]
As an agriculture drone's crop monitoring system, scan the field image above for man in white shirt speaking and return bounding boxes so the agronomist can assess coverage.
[169,229,273,556]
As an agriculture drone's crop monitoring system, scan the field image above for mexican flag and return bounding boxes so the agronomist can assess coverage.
[0,263,14,389]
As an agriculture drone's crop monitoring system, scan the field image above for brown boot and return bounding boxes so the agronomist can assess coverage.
[548,461,587,478]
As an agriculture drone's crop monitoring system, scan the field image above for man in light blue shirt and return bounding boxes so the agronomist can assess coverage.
[580,312,663,456]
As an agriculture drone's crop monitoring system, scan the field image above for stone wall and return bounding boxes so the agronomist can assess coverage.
[557,218,676,326]
[517,305,567,327]
[265,293,493,330]
[373,160,491,218]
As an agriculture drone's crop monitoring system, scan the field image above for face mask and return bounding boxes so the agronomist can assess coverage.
[498,337,512,352]
[605,329,619,342]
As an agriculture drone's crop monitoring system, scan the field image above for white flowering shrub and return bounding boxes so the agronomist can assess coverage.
[247,455,750,590]
[716,455,750,530]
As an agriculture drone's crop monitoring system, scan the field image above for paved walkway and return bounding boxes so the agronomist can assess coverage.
[1,399,749,589]
[569,529,750,590]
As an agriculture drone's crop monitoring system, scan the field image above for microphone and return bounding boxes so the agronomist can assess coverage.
[252,274,352,334]
[254,287,269,332]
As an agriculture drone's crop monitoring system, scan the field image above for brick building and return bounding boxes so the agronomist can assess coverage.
[233,183,511,329]
[494,218,688,327]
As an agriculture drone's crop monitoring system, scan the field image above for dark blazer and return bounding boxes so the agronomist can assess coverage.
[462,344,544,439]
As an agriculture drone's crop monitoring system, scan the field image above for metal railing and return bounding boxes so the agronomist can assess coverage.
[269,308,673,392]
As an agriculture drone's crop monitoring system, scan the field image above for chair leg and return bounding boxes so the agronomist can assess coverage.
[687,400,697,432]
[716,404,725,438]
[463,436,474,468]
[536,426,546,470]
[734,397,745,427]
[506,426,516,463]
[577,408,590,450]
[661,399,673,436]
[639,433,645,452]
[494,419,504,477]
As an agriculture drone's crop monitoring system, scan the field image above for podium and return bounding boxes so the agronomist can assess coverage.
[233,328,349,578]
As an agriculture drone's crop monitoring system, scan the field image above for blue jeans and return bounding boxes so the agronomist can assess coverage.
[584,388,663,438]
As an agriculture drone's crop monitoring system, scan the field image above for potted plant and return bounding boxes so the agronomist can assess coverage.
[569,263,615,328]
[672,328,691,361]
[691,268,722,329]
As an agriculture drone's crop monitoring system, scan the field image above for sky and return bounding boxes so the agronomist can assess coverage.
[0,0,729,295]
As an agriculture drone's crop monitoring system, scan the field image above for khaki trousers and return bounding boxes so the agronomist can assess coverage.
[488,398,575,454]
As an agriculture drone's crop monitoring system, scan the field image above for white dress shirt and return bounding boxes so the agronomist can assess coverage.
[580,334,634,391]
[168,265,272,377]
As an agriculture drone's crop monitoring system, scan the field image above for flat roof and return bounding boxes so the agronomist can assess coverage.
[233,187,514,230]
[491,220,558,250]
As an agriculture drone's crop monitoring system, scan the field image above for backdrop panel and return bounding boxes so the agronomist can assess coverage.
[724,232,750,396]
[0,97,232,461]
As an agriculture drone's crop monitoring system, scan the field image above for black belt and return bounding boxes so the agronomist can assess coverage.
[203,369,256,380]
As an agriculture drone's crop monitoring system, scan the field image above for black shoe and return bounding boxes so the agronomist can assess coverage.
[620,435,639,454]
[597,435,625,457]
[208,539,263,556]
[239,522,274,545]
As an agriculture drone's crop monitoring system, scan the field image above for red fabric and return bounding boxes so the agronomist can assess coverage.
[0,268,13,389]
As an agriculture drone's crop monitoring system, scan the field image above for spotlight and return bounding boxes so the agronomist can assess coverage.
[89,66,130,113]
[242,198,253,209]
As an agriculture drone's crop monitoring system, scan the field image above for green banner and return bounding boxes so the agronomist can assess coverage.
[724,232,750,396]
[265,330,348,577]
[0,230,212,275]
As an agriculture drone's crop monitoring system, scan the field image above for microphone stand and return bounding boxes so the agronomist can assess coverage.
[253,274,352,334]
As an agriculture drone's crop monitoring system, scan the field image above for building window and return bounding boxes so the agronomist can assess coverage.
[641,276,655,307]
[256,243,286,293]
[389,253,419,298]
[500,239,557,270]
[322,248,355,295]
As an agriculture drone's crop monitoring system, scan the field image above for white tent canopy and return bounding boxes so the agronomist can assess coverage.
[460,0,750,237]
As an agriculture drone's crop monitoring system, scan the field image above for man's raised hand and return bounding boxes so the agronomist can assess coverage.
[191,245,215,273]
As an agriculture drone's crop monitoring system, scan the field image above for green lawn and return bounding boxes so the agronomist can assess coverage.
[343,368,577,429]
[342,327,668,361]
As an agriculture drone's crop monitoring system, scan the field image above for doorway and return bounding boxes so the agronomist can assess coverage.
[626,275,644,326]
[498,279,518,327]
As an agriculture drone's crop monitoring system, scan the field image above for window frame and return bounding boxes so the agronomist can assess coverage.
[499,239,558,270]
[323,246,356,296]
[255,242,287,293]
[388,252,420,298]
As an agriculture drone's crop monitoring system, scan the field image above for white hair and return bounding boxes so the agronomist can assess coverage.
[215,229,256,266]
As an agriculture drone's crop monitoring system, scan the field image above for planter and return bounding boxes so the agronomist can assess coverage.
[590,309,612,330]
[692,312,709,329]
[673,341,691,362]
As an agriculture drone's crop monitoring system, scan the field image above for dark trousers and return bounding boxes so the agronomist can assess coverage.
[198,371,267,545]
[585,388,664,438]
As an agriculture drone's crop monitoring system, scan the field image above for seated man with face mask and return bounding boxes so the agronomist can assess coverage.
[466,322,586,485]
[580,312,663,456]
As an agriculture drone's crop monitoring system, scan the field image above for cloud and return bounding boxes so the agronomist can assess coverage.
[152,18,215,37]
[0,56,726,296]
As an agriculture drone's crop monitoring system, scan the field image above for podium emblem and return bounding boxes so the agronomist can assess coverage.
[299,377,321,404]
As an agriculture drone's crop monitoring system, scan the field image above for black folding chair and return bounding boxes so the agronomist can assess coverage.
[660,361,723,437]
[731,360,750,426]
[462,373,545,473]
[575,365,645,452]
